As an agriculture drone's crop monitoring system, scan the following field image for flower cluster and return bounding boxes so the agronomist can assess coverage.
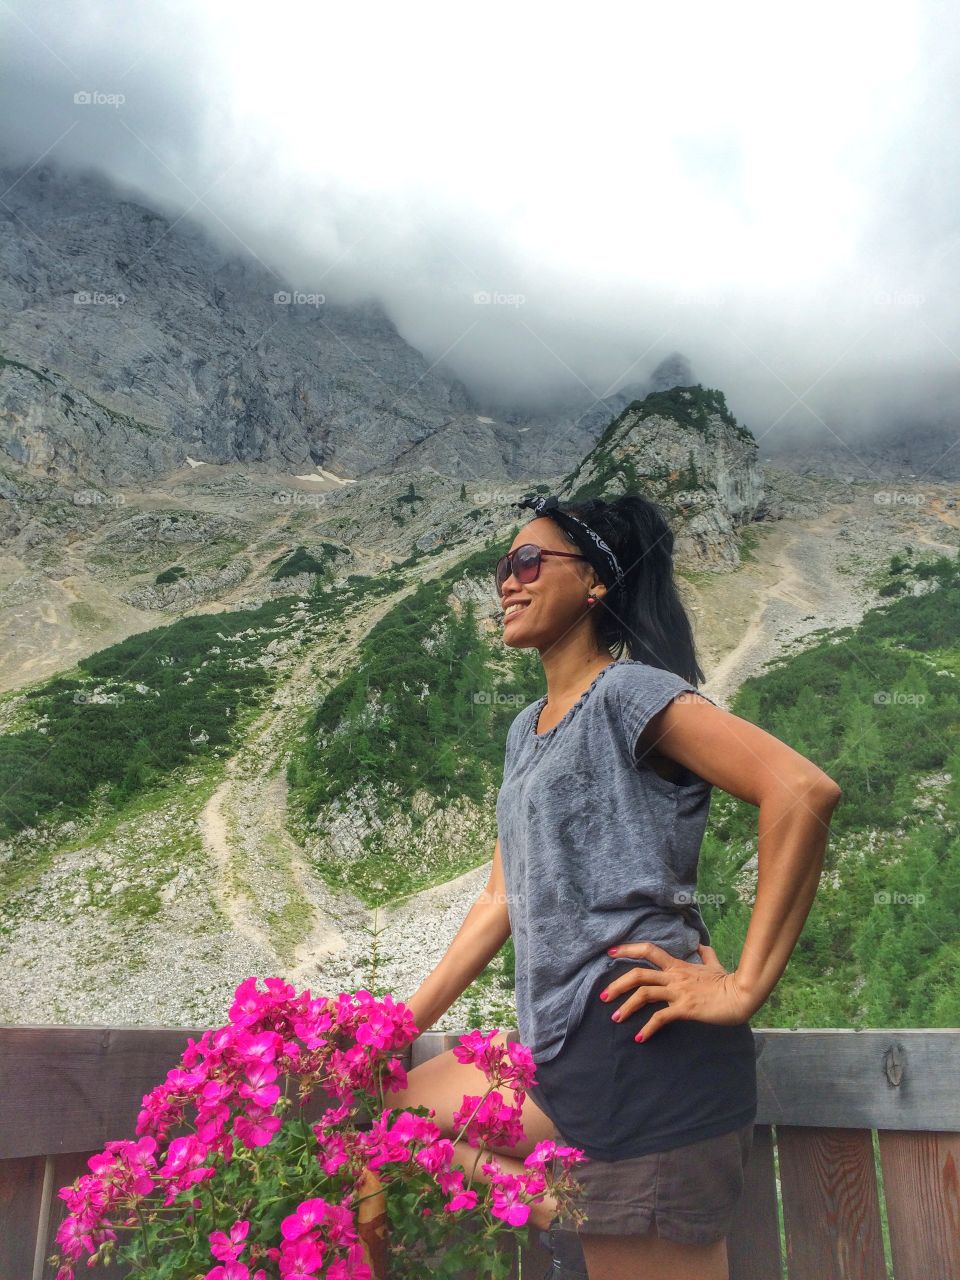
[49,978,586,1280]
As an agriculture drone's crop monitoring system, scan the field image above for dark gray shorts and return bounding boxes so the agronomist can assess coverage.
[509,957,758,1243]
[546,1118,754,1245]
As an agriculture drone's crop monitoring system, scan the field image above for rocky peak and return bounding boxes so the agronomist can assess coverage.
[646,352,694,394]
[559,384,767,566]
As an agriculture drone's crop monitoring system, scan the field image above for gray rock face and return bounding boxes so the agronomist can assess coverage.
[0,162,663,487]
[120,560,250,610]
[763,425,960,482]
[0,163,488,483]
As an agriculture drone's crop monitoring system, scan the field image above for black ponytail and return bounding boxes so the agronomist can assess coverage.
[555,493,706,686]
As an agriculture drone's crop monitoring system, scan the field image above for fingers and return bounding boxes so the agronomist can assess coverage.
[599,967,668,1003]
[609,985,669,1023]
[696,942,727,973]
[633,1009,675,1042]
[609,941,676,967]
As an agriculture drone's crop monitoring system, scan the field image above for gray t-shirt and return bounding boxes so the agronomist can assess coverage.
[496,658,721,1063]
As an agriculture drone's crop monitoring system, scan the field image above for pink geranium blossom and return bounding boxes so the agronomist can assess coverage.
[49,976,587,1280]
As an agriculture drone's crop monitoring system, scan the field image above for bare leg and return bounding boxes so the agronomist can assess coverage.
[387,1031,560,1229]
[579,1231,729,1280]
[387,1031,558,1158]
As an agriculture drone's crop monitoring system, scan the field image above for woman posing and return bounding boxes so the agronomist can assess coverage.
[395,491,841,1280]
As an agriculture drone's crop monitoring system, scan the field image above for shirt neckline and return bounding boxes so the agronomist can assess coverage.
[531,660,621,742]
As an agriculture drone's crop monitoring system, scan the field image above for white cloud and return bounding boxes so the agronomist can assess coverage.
[0,0,958,442]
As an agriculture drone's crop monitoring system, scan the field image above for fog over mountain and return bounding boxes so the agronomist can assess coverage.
[1,0,959,479]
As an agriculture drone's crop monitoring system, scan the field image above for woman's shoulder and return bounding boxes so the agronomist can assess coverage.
[599,659,699,700]
[598,659,717,729]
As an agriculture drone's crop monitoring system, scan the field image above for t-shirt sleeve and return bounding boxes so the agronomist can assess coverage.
[613,663,719,757]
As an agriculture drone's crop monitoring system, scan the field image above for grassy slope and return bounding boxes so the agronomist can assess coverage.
[699,552,960,1027]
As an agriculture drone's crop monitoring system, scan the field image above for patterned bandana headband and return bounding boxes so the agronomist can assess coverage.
[514,493,625,588]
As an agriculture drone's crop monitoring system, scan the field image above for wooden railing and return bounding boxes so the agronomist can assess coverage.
[1,1025,958,1279]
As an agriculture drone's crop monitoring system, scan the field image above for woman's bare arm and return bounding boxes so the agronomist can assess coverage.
[403,837,512,1035]
[639,693,842,1015]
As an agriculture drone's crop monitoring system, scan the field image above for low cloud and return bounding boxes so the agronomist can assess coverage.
[1,0,959,451]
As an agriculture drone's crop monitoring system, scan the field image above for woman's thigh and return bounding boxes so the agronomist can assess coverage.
[579,1231,729,1280]
[387,1031,558,1158]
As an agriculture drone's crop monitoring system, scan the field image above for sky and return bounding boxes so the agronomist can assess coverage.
[1,0,959,450]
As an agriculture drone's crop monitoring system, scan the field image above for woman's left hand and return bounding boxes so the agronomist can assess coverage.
[601,941,757,1041]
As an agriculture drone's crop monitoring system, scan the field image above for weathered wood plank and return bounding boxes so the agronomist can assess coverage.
[877,1129,960,1280]
[777,1126,887,1280]
[21,1025,960,1146]
[754,1030,960,1130]
[0,1154,47,1280]
[0,1027,205,1160]
[728,1124,781,1280]
[516,1226,554,1277]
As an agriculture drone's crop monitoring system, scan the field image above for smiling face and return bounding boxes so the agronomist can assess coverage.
[498,516,605,652]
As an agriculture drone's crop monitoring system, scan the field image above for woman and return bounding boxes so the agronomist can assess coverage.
[396,491,841,1280]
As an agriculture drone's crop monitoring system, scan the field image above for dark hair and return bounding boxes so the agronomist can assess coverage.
[553,493,706,685]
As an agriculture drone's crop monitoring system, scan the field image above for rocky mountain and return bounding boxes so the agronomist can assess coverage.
[0,161,688,487]
[0,380,772,692]
[559,384,768,565]
[762,421,960,484]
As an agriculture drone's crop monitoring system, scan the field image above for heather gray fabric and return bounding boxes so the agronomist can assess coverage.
[496,658,721,1064]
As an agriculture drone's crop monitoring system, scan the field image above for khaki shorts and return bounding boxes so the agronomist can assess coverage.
[549,1119,754,1246]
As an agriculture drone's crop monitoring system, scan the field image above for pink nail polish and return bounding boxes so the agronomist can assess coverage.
[608,947,618,955]
[611,1011,620,1022]
[635,1032,644,1042]
[599,990,608,1001]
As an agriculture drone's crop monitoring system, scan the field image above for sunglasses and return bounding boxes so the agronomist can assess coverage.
[494,543,588,596]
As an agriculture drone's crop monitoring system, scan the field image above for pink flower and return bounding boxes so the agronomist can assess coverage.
[523,1138,588,1171]
[280,1197,335,1241]
[437,1166,468,1197]
[502,1040,537,1092]
[205,1264,249,1280]
[237,1079,281,1109]
[315,1100,353,1128]
[444,1189,479,1213]
[276,1235,325,1279]
[325,1243,372,1280]
[158,1134,216,1202]
[235,1029,284,1065]
[209,1218,250,1263]
[452,1029,503,1076]
[452,1090,525,1149]
[315,1130,351,1175]
[233,1104,282,1149]
[382,1108,441,1146]
[485,1167,532,1227]
[161,1134,208,1171]
[381,1056,408,1094]
[414,1138,454,1175]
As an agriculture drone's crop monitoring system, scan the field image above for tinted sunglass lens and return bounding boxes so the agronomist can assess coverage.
[495,544,542,594]
[515,545,541,582]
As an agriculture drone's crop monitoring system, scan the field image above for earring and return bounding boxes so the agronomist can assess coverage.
[586,595,597,605]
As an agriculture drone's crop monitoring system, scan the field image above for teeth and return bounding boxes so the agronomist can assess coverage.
[504,602,528,617]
